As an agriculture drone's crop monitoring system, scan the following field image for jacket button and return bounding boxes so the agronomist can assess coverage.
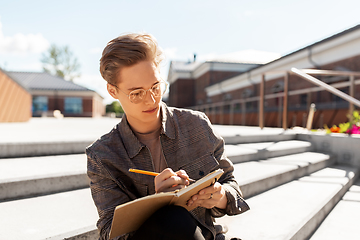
[199,170,204,176]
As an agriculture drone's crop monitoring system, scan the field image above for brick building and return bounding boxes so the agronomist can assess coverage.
[168,60,263,108]
[168,24,360,128]
[1,71,105,121]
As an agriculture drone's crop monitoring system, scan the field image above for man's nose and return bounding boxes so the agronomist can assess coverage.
[143,89,156,104]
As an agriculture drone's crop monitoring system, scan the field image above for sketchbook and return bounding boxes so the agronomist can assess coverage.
[109,169,224,239]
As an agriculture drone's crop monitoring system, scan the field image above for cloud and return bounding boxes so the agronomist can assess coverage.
[0,20,50,54]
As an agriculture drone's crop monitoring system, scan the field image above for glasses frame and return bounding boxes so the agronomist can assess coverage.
[110,80,168,104]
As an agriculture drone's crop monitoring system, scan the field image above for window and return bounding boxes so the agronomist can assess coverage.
[64,97,83,114]
[32,96,48,113]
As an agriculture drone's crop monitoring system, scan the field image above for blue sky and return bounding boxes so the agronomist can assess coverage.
[1,0,359,103]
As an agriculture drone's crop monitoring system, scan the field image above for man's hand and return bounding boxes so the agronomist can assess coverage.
[187,182,227,209]
[155,168,190,193]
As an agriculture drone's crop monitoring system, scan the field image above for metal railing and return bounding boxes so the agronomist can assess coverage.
[259,68,360,129]
[191,68,360,129]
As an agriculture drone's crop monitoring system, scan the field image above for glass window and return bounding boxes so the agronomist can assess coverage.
[64,97,83,114]
[32,96,48,113]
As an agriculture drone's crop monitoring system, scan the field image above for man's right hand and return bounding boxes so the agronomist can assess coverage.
[155,168,190,193]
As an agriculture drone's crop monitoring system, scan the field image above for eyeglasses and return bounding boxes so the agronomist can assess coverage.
[111,81,168,104]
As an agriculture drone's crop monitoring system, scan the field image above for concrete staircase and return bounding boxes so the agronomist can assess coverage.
[0,120,359,240]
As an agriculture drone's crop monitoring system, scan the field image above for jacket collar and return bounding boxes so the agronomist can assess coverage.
[119,102,176,159]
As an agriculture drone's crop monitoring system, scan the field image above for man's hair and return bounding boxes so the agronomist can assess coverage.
[100,33,164,85]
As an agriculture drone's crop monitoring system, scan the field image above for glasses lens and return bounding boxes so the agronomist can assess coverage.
[152,82,167,96]
[129,90,145,104]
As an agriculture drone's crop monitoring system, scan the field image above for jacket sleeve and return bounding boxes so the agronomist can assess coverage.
[86,148,133,240]
[201,115,250,218]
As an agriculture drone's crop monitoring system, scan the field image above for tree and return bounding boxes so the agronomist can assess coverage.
[41,44,81,81]
[106,101,124,115]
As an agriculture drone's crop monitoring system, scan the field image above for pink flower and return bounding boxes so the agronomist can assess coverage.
[346,125,360,135]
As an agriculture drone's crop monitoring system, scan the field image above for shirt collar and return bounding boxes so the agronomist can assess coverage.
[160,102,176,140]
[119,102,176,159]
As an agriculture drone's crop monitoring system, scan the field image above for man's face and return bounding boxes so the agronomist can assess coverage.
[107,60,162,133]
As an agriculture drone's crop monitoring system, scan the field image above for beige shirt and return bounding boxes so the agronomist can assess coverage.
[133,127,168,173]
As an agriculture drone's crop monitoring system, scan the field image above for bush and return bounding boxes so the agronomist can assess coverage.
[106,101,124,114]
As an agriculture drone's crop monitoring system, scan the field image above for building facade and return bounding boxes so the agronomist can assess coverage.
[168,25,360,129]
[1,71,105,122]
[0,69,32,122]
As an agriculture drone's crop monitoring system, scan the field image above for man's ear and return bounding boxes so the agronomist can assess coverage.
[107,83,118,99]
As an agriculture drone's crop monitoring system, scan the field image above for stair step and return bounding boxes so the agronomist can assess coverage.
[0,117,120,158]
[216,165,359,240]
[226,140,313,163]
[0,154,88,200]
[0,140,93,158]
[0,188,98,240]
[234,152,334,198]
[214,125,297,144]
[309,179,360,240]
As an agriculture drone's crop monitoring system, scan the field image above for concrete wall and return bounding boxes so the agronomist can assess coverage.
[297,133,360,168]
[0,70,31,122]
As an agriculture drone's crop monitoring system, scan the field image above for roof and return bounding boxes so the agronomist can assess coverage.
[205,23,360,97]
[205,49,281,64]
[170,61,202,72]
[5,71,93,92]
[247,24,360,73]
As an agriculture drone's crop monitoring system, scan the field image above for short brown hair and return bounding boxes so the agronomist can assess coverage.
[100,33,164,85]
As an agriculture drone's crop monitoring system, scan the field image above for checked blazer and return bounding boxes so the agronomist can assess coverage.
[86,102,249,240]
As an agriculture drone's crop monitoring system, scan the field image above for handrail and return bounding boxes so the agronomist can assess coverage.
[189,68,360,129]
[290,68,360,108]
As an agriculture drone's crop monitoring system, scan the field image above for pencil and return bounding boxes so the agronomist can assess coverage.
[129,168,159,176]
[129,168,195,182]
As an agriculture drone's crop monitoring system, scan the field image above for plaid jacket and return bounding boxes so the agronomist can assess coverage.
[86,103,249,240]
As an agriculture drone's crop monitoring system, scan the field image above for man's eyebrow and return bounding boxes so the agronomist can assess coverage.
[127,81,160,91]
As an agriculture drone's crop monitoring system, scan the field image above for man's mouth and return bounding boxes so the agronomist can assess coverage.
[143,107,157,113]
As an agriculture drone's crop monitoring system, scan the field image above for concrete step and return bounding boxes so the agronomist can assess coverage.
[0,123,296,158]
[234,152,334,198]
[0,154,88,201]
[309,179,360,240]
[216,165,359,240]
[0,117,120,158]
[0,150,330,239]
[214,125,297,144]
[0,152,332,239]
[0,188,99,240]
[226,140,313,163]
[0,140,93,158]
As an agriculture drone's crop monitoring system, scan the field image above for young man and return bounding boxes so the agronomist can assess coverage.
[86,33,249,240]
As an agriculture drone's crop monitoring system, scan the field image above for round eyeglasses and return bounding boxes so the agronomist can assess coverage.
[111,81,168,104]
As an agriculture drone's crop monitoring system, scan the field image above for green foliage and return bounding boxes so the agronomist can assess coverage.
[339,122,350,133]
[106,101,124,114]
[41,44,81,81]
[325,110,360,135]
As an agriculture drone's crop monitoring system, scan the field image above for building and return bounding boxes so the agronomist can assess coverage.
[0,70,105,122]
[168,24,360,129]
[0,69,32,122]
[167,50,280,108]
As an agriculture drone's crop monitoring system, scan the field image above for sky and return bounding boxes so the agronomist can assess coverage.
[1,0,360,104]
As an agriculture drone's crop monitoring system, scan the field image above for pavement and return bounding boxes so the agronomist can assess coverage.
[0,117,121,143]
[0,117,304,144]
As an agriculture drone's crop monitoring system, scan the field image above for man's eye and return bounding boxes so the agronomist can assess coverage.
[152,84,160,90]
[131,91,142,97]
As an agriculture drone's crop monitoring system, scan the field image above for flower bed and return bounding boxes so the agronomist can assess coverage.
[325,111,360,135]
